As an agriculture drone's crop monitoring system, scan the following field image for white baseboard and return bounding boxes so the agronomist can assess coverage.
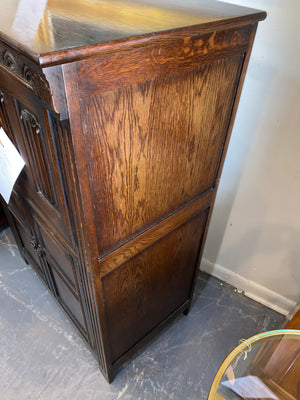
[200,258,296,316]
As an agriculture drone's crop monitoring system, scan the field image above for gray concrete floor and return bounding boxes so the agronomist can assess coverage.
[0,226,285,400]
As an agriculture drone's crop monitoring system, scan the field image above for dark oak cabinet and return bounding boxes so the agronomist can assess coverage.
[0,0,265,382]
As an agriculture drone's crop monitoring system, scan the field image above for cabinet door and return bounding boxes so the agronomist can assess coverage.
[1,73,93,350]
[34,217,89,339]
[14,98,73,243]
[7,195,48,284]
[0,78,74,246]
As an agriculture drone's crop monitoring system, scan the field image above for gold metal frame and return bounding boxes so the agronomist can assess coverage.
[207,329,300,400]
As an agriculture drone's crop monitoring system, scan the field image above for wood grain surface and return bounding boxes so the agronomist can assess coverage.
[102,210,208,362]
[75,25,251,96]
[78,53,243,255]
[98,190,213,276]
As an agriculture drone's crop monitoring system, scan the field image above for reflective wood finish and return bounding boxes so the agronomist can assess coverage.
[0,0,266,382]
[0,0,265,58]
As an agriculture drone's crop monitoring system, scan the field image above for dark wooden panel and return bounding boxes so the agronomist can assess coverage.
[15,99,58,207]
[0,72,74,246]
[38,222,78,292]
[47,258,87,334]
[80,54,243,255]
[102,210,208,362]
[8,208,47,282]
[9,189,32,229]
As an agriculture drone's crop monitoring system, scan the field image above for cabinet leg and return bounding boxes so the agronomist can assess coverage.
[22,252,29,265]
[104,368,115,384]
[183,302,192,316]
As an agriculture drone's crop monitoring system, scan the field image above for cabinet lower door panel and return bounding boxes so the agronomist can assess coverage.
[46,258,87,336]
[8,210,47,283]
[38,222,78,292]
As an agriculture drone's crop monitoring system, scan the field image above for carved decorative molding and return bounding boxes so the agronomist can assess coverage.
[20,108,41,134]
[3,50,17,71]
[22,64,37,87]
[0,42,52,106]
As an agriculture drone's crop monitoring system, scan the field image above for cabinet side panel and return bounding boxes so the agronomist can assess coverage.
[102,209,209,362]
[79,54,243,255]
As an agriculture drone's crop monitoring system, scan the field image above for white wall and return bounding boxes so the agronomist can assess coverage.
[201,0,300,315]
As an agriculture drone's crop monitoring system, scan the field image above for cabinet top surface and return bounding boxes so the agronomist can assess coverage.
[0,0,265,63]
